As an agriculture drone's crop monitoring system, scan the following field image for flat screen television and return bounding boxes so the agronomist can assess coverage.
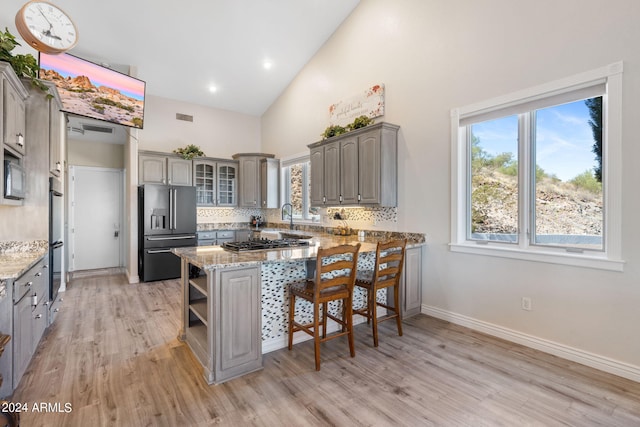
[38,52,145,129]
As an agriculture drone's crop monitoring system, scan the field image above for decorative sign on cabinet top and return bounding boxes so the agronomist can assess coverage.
[328,83,385,126]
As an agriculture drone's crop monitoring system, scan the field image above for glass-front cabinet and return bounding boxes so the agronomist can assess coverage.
[193,159,238,206]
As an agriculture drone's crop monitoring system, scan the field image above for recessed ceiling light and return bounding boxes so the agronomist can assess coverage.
[263,60,273,70]
[209,85,218,93]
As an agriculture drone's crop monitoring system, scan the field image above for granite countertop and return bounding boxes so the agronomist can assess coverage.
[0,241,49,280]
[173,233,425,270]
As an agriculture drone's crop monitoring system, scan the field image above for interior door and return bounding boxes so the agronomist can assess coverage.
[69,166,123,271]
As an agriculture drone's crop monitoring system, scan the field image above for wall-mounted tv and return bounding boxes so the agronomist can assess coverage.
[38,52,145,129]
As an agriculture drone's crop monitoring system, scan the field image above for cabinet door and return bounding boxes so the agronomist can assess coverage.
[139,154,167,185]
[340,136,359,204]
[238,156,260,207]
[217,267,261,380]
[260,158,279,208]
[12,293,32,389]
[168,158,192,186]
[401,246,422,318]
[217,162,238,207]
[3,79,26,155]
[358,129,382,204]
[194,160,216,206]
[323,142,340,205]
[309,146,324,206]
[49,103,63,176]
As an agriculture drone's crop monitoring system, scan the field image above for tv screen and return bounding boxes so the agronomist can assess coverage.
[38,52,145,129]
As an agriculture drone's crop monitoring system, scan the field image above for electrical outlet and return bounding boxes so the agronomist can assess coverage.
[521,297,532,311]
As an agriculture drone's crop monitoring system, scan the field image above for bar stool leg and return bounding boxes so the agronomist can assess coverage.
[346,295,355,357]
[394,283,403,337]
[371,288,380,347]
[288,292,295,350]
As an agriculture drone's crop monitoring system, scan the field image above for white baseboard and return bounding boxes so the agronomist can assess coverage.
[126,270,139,284]
[422,304,640,383]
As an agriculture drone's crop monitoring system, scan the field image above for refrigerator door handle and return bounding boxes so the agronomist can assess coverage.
[168,187,174,230]
[173,188,178,230]
[147,249,173,254]
[146,235,196,241]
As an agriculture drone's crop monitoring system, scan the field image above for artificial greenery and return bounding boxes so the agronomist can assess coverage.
[321,124,347,139]
[173,144,205,160]
[321,115,374,139]
[0,28,50,96]
[346,115,373,130]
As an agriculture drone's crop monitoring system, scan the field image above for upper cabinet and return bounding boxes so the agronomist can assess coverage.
[233,153,277,208]
[193,158,238,207]
[308,122,399,207]
[1,64,28,156]
[260,158,279,209]
[139,151,192,186]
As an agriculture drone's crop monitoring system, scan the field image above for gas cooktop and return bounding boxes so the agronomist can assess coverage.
[222,238,311,252]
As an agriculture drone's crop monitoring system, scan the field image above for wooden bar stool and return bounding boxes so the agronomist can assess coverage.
[354,239,407,347]
[288,243,361,371]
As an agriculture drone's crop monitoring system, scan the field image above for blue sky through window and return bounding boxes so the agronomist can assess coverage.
[471,99,597,182]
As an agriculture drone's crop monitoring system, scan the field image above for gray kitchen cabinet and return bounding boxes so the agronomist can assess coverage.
[233,153,276,208]
[139,151,192,186]
[11,257,49,391]
[339,136,358,204]
[183,262,262,385]
[260,158,279,208]
[309,141,340,206]
[0,279,12,398]
[49,95,63,176]
[308,122,399,207]
[1,63,28,156]
[390,245,423,319]
[197,230,235,246]
[193,159,238,206]
[22,80,63,179]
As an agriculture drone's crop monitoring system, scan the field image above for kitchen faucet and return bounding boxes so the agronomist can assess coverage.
[281,203,294,230]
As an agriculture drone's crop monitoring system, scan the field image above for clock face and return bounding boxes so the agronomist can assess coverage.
[16,1,78,53]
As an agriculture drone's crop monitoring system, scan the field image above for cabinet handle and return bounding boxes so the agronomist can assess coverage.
[25,281,33,287]
[35,272,42,277]
[339,195,343,202]
[35,314,43,319]
[43,264,48,269]
[358,194,361,201]
[54,308,60,312]
[17,133,24,146]
[56,161,62,172]
[323,196,326,203]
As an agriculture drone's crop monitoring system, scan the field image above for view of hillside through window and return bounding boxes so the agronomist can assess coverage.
[469,97,603,250]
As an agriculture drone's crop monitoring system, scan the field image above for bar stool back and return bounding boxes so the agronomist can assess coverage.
[288,243,361,370]
[354,239,407,347]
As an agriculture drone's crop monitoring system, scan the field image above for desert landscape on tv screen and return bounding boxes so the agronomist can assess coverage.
[39,53,145,129]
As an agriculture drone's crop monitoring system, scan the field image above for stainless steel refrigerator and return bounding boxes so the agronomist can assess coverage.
[138,184,197,282]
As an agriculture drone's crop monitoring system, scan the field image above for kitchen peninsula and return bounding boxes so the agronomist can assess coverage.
[173,230,425,385]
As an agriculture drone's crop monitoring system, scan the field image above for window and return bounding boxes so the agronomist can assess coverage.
[282,155,318,221]
[451,62,623,271]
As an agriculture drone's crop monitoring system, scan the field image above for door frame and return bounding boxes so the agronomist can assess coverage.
[68,165,125,272]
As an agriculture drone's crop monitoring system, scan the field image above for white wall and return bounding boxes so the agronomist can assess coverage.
[138,94,262,157]
[68,138,125,169]
[261,0,640,372]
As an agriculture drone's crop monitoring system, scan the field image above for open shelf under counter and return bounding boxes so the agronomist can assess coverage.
[189,275,208,296]
[189,299,208,325]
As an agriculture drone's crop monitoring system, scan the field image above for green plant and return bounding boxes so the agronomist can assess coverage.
[173,144,205,160]
[321,124,347,139]
[347,115,373,130]
[0,28,50,96]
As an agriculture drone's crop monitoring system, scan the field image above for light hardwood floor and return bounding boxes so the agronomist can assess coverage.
[9,273,640,426]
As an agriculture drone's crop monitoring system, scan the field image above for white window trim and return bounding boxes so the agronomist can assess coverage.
[280,152,319,223]
[450,62,624,272]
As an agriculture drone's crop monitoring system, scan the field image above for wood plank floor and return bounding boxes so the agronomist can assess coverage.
[8,273,640,426]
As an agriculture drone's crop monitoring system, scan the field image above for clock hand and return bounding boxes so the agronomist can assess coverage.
[37,6,54,29]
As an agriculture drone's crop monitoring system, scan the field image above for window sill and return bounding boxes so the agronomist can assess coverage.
[449,243,624,272]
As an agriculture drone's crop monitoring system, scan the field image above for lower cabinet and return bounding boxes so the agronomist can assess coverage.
[182,261,262,385]
[10,257,49,391]
[388,245,423,319]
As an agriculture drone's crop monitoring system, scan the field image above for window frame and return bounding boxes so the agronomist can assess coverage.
[450,62,624,271]
[281,153,318,222]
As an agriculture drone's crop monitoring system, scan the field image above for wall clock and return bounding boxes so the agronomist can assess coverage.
[14,1,78,54]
